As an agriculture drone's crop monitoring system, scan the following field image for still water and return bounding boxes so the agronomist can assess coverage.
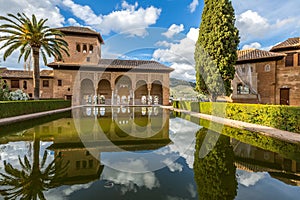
[0,107,300,200]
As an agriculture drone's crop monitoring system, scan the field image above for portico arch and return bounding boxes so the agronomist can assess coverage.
[135,80,148,105]
[97,79,112,104]
[80,79,94,104]
[151,80,163,105]
[115,75,132,105]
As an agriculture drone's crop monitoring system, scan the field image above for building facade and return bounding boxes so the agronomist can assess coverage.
[232,37,300,106]
[0,26,173,106]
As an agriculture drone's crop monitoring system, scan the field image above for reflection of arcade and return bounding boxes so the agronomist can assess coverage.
[46,107,170,185]
[233,140,300,186]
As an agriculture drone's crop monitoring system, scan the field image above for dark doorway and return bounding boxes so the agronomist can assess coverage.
[280,88,290,105]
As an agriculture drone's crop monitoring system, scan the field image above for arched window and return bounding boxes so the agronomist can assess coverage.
[83,44,87,53]
[237,83,250,95]
[89,45,93,53]
[76,44,81,52]
[23,81,27,90]
[2,80,7,89]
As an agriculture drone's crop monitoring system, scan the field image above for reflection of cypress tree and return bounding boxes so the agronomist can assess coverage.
[194,128,237,200]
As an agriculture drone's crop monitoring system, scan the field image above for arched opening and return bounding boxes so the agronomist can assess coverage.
[115,75,132,105]
[83,44,87,53]
[151,80,163,105]
[76,44,81,52]
[97,79,111,105]
[80,79,94,105]
[89,45,93,54]
[2,80,7,89]
[237,83,250,95]
[23,81,27,90]
[135,80,148,105]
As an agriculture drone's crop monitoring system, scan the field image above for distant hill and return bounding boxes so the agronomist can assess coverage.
[170,78,196,88]
[170,78,197,99]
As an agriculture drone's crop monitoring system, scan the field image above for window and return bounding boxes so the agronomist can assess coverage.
[2,80,7,89]
[86,57,90,62]
[58,79,62,86]
[58,127,62,134]
[298,53,300,66]
[76,161,80,169]
[86,151,90,156]
[237,83,250,95]
[76,44,81,52]
[11,80,19,88]
[43,80,49,87]
[264,64,271,72]
[29,93,33,98]
[82,160,87,168]
[89,160,93,168]
[89,45,93,53]
[23,81,27,90]
[83,44,87,53]
[285,53,294,67]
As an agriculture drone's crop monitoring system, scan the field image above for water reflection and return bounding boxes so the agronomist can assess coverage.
[194,128,237,200]
[1,108,300,199]
[0,127,68,199]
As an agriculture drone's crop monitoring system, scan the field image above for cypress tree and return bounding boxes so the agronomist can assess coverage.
[195,0,239,101]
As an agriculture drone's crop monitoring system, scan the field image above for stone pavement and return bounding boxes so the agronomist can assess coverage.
[163,106,300,144]
[0,107,72,126]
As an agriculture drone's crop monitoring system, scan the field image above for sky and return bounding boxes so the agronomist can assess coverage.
[0,0,300,82]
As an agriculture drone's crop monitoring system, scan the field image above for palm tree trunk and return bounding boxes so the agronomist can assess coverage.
[32,47,40,100]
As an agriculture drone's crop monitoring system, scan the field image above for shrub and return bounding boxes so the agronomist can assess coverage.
[9,89,29,101]
[0,100,71,118]
[173,101,300,133]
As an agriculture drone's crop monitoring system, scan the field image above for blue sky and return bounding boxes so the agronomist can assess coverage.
[0,0,300,81]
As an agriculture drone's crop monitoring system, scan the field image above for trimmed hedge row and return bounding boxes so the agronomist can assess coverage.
[173,101,300,133]
[0,100,71,118]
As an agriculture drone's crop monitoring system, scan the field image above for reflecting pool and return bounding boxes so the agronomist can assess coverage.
[0,107,300,199]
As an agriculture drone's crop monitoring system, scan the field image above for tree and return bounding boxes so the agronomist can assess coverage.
[194,128,237,199]
[194,0,239,101]
[0,13,69,100]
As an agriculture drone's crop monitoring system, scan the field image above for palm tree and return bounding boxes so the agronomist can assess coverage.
[0,129,69,199]
[0,13,69,99]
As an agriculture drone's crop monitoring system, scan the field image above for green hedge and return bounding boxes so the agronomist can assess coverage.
[0,100,71,118]
[173,101,300,133]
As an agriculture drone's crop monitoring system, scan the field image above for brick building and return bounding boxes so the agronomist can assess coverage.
[0,26,173,105]
[232,37,300,106]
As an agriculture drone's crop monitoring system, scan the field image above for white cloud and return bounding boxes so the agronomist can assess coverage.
[234,4,299,45]
[153,27,199,82]
[189,0,199,13]
[0,0,64,27]
[162,158,183,172]
[162,24,184,38]
[101,163,160,194]
[67,18,81,26]
[155,41,173,48]
[62,0,161,37]
[237,170,266,187]
[242,42,262,50]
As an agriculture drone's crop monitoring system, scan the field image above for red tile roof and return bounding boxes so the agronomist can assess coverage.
[0,70,53,78]
[55,26,104,44]
[270,37,300,52]
[237,49,285,63]
[48,59,174,72]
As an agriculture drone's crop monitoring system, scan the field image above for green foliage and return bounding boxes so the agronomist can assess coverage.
[0,100,71,118]
[0,13,69,99]
[195,0,239,100]
[173,101,300,133]
[194,128,237,199]
[0,78,9,101]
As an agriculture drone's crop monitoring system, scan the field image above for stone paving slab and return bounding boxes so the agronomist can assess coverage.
[163,106,300,144]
